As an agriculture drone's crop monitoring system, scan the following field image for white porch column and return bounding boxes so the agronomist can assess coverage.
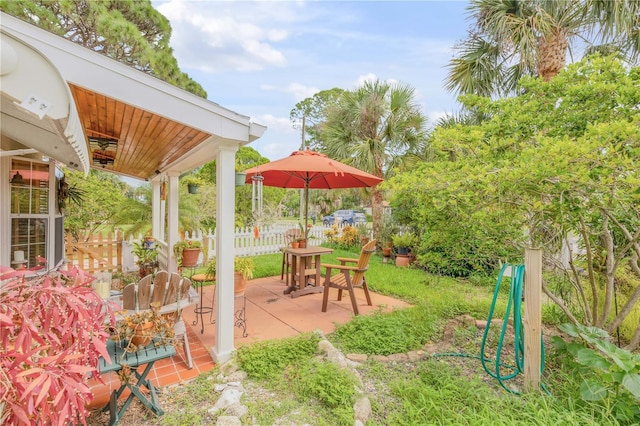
[166,172,180,273]
[151,180,161,240]
[212,142,239,363]
[159,200,166,243]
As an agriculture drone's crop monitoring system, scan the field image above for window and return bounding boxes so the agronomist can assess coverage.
[9,159,50,268]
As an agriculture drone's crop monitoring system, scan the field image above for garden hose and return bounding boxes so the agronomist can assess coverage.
[434,263,548,395]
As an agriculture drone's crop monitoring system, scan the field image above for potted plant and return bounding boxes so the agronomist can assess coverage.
[297,222,308,247]
[204,257,253,295]
[378,215,399,252]
[132,239,159,277]
[173,239,202,267]
[356,223,371,246]
[204,258,217,280]
[234,257,255,296]
[0,267,115,423]
[181,175,205,194]
[296,236,307,248]
[112,301,176,354]
[392,232,416,267]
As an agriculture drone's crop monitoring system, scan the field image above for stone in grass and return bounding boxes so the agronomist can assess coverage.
[354,396,372,423]
[209,388,243,413]
[216,416,241,426]
[347,353,368,363]
[225,402,248,418]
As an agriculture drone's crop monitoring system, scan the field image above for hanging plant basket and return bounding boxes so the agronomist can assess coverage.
[235,172,246,186]
[187,183,199,194]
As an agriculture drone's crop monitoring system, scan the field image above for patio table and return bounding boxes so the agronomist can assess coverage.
[284,246,334,298]
[98,338,175,425]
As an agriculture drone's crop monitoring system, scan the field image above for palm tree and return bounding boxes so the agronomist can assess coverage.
[320,80,428,241]
[446,0,640,97]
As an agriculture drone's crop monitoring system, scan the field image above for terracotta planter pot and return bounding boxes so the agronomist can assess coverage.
[291,242,300,249]
[181,248,201,267]
[395,254,411,267]
[130,321,154,347]
[298,240,307,248]
[86,372,121,411]
[382,247,392,257]
[234,272,247,297]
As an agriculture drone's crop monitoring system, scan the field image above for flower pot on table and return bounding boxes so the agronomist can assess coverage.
[130,321,154,348]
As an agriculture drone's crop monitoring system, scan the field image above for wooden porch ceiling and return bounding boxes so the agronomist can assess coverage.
[70,84,212,181]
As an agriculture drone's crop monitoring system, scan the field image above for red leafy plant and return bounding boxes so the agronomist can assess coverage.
[0,267,116,425]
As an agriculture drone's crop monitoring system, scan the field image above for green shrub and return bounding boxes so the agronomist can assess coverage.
[292,359,358,410]
[329,307,439,355]
[236,333,320,381]
[551,323,640,424]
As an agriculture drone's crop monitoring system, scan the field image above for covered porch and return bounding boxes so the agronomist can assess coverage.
[1,12,266,362]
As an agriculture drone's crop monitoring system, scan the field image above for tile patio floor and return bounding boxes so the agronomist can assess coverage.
[148,274,411,388]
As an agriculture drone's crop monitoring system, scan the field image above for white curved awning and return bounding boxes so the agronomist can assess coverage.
[0,32,89,173]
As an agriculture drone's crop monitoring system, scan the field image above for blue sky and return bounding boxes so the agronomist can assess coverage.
[152,0,471,161]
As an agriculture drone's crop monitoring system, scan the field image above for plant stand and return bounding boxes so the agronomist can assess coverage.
[234,293,248,338]
[190,274,215,334]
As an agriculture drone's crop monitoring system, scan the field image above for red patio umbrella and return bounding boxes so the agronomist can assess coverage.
[243,150,383,235]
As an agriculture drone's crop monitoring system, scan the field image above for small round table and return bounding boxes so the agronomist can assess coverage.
[190,274,215,334]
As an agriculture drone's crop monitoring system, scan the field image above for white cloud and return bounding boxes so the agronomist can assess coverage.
[150,0,471,160]
[284,83,320,102]
[355,73,378,87]
[257,114,296,134]
[259,83,319,102]
[427,110,449,125]
[155,0,296,72]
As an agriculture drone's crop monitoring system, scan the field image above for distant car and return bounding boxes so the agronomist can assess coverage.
[323,210,366,226]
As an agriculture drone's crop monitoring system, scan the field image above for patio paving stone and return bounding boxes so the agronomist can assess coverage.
[123,274,410,391]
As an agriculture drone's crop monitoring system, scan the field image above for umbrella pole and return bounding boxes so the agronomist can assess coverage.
[304,182,310,241]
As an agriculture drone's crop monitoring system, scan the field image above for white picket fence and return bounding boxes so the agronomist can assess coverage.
[122,223,366,271]
[183,223,329,258]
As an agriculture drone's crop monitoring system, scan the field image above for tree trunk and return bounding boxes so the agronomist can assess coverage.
[536,30,568,82]
[372,187,384,246]
[597,217,615,327]
[607,278,640,333]
[625,323,640,351]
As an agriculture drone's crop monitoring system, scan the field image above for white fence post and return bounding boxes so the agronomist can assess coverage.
[122,236,136,272]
